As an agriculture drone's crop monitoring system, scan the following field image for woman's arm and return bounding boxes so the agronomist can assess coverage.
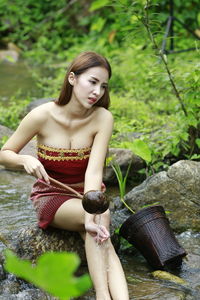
[84,109,113,242]
[0,107,49,182]
[84,108,113,193]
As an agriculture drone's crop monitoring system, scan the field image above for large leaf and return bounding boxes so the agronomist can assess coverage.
[4,250,92,300]
[122,140,152,163]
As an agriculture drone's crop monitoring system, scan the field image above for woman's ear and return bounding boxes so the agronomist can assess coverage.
[68,72,75,85]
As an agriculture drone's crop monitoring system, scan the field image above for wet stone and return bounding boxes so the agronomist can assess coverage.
[14,289,50,300]
[1,279,20,295]
[0,295,18,300]
[0,264,6,281]
[196,285,200,292]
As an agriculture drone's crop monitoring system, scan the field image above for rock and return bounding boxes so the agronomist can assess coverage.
[0,209,128,265]
[3,225,86,264]
[0,124,13,138]
[0,124,37,163]
[124,160,200,232]
[151,270,188,286]
[1,278,20,295]
[104,148,145,184]
[0,50,19,63]
[15,288,50,300]
[167,160,200,195]
[7,42,21,53]
[0,265,6,281]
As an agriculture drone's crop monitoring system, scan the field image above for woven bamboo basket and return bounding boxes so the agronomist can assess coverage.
[119,205,187,269]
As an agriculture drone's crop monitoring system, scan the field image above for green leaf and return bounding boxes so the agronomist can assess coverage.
[4,250,92,300]
[89,0,110,11]
[119,0,129,5]
[111,161,135,213]
[106,155,115,166]
[197,12,200,25]
[130,15,138,24]
[90,17,106,32]
[122,140,152,163]
[195,138,200,148]
[190,154,200,160]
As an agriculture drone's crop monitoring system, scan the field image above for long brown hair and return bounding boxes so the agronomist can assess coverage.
[55,51,112,109]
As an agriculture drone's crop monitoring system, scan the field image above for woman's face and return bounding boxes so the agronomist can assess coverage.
[69,66,109,108]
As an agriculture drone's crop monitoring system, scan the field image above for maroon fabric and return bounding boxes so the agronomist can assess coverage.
[30,144,91,229]
[37,144,91,184]
[30,179,84,229]
[30,144,106,229]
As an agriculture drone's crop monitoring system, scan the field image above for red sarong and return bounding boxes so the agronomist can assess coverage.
[30,179,84,229]
[30,144,91,229]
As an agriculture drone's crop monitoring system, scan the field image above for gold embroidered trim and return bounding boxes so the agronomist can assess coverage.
[38,144,91,153]
[37,151,90,161]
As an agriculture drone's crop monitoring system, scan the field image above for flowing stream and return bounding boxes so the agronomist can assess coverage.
[0,168,200,300]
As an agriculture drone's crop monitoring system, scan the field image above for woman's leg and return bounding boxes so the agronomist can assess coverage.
[51,199,129,299]
[85,232,111,299]
[107,241,129,299]
[50,198,85,231]
[50,198,112,299]
[94,214,129,300]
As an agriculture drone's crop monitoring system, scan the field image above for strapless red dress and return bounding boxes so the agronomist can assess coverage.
[30,144,91,229]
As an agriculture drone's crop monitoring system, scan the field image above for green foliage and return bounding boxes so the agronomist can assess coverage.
[0,136,9,149]
[90,0,110,11]
[152,0,200,31]
[115,227,133,250]
[0,0,93,62]
[0,98,29,129]
[4,249,92,300]
[0,0,199,62]
[107,30,199,170]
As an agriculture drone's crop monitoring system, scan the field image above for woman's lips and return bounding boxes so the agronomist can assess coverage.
[88,97,97,104]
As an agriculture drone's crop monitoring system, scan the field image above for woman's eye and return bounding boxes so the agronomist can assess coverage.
[89,80,96,84]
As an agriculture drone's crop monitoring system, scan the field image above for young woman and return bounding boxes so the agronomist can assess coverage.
[0,51,129,300]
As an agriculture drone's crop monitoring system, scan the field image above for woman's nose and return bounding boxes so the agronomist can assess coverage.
[93,85,101,96]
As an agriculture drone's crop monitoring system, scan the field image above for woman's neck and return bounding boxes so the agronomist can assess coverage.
[63,97,94,119]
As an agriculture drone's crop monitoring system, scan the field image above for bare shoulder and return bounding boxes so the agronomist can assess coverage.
[94,107,113,125]
[1,102,56,152]
[24,101,54,124]
[15,101,56,135]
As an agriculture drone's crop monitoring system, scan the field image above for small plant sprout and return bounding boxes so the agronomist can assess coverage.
[110,139,152,214]
[111,159,135,213]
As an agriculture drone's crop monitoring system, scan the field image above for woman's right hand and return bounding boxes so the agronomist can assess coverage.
[21,155,50,183]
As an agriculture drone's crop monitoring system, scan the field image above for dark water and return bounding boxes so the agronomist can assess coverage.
[0,60,44,105]
[0,168,200,300]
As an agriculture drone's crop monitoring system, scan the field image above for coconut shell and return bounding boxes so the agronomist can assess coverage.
[82,190,109,214]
